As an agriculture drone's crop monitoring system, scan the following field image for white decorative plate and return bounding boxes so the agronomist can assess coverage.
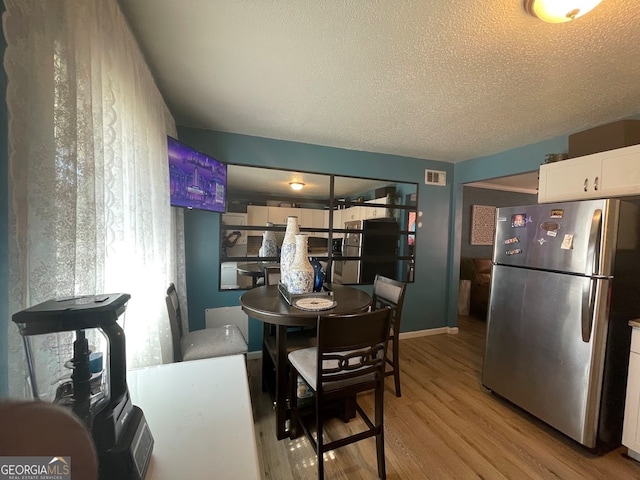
[293,297,337,311]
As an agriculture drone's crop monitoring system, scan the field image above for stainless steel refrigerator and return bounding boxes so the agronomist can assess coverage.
[482,199,640,449]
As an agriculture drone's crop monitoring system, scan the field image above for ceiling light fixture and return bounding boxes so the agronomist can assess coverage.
[289,182,305,191]
[524,0,603,23]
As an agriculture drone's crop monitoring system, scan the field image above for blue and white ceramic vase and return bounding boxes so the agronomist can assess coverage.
[287,234,314,294]
[258,222,277,259]
[280,216,299,288]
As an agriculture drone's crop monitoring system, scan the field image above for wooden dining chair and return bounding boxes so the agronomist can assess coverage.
[263,265,281,286]
[288,308,392,480]
[372,274,407,397]
[166,283,247,362]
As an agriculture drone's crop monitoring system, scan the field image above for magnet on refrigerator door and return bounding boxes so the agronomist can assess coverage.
[561,234,574,250]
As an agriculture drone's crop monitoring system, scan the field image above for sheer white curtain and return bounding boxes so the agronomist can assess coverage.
[4,0,183,397]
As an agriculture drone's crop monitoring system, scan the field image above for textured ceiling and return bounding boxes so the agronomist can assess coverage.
[118,0,640,163]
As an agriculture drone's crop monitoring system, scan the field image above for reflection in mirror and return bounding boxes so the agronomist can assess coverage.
[220,165,417,290]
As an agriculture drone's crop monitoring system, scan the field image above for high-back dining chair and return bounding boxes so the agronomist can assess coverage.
[263,265,281,286]
[262,265,281,338]
[166,283,247,362]
[288,308,392,480]
[372,274,407,397]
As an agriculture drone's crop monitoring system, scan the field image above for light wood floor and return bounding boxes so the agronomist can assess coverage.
[248,315,640,479]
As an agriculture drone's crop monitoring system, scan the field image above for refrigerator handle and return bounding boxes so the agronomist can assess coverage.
[581,278,596,343]
[585,209,602,276]
[581,209,602,343]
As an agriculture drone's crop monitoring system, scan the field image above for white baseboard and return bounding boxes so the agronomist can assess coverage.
[398,326,459,339]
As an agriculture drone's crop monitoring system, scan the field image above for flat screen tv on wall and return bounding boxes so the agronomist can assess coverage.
[167,136,227,213]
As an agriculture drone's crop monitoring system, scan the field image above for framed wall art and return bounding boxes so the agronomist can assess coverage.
[470,205,496,245]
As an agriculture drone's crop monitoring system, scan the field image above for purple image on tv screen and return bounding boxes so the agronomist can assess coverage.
[167,136,227,213]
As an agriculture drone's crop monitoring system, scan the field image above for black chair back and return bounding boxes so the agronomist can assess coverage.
[372,275,406,332]
[289,307,392,479]
[371,274,407,397]
[263,265,281,286]
[316,308,391,396]
[166,283,184,362]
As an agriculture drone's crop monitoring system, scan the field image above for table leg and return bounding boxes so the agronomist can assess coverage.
[261,322,271,393]
[275,324,289,440]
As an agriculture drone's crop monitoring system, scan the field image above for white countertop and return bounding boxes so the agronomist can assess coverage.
[128,355,260,480]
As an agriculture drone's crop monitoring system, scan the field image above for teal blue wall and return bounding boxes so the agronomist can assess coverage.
[1,4,9,397]
[178,127,454,351]
[446,136,568,327]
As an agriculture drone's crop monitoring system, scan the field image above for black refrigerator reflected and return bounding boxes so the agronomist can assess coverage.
[333,219,399,284]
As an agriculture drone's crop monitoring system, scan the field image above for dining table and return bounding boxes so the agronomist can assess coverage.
[240,283,372,440]
[236,262,273,288]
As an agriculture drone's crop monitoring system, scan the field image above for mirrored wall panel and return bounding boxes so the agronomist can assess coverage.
[220,165,417,290]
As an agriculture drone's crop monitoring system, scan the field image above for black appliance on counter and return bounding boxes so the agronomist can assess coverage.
[331,237,344,257]
[12,294,153,480]
[334,218,399,284]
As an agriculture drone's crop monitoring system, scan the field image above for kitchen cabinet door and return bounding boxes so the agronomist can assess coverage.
[364,196,389,219]
[600,144,640,197]
[538,156,602,203]
[297,208,311,229]
[247,205,269,227]
[623,327,640,462]
[538,144,640,203]
[285,208,325,230]
[310,209,325,229]
[268,206,300,225]
[333,209,344,233]
[343,206,364,222]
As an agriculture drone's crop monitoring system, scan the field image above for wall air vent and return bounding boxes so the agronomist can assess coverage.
[425,169,446,186]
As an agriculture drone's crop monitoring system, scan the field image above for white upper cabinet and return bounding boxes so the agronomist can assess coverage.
[247,205,269,227]
[623,327,640,461]
[538,144,640,203]
[310,209,326,230]
[343,206,364,222]
[601,147,640,197]
[267,206,299,225]
[298,208,325,230]
[332,208,344,234]
[538,156,602,202]
[364,196,390,219]
[249,205,327,230]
